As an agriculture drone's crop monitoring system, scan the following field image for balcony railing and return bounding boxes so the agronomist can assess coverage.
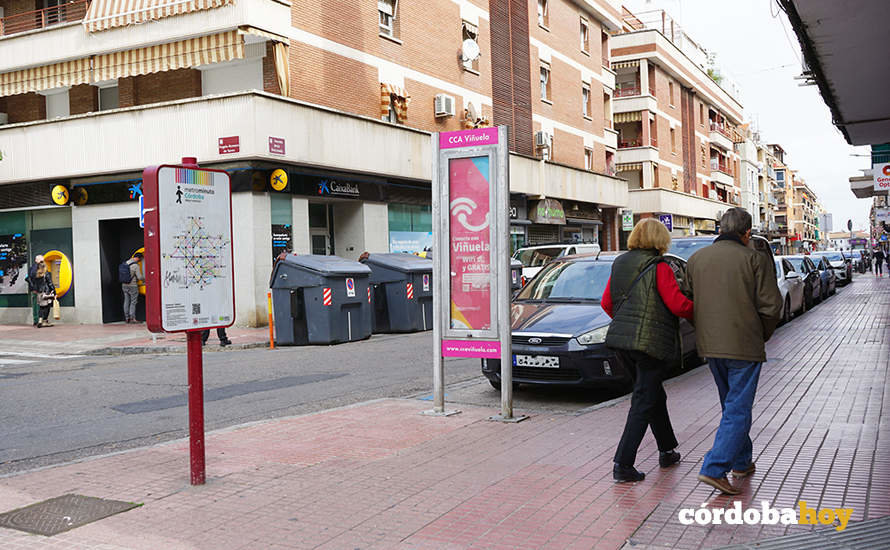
[615,86,641,98]
[602,57,610,69]
[650,137,657,147]
[709,121,732,139]
[710,160,732,176]
[0,0,89,36]
[619,139,642,148]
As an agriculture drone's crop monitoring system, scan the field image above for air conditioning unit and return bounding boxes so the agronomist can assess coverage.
[535,131,551,148]
[434,94,455,117]
[0,112,7,125]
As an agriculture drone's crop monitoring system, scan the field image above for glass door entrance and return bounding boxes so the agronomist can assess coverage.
[309,203,333,255]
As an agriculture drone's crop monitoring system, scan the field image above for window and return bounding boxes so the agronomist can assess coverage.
[461,21,480,72]
[669,82,674,106]
[383,96,398,123]
[670,128,676,153]
[99,85,119,111]
[582,83,590,118]
[378,0,398,38]
[540,63,551,102]
[584,148,593,170]
[44,88,70,119]
[580,17,589,52]
[537,0,549,28]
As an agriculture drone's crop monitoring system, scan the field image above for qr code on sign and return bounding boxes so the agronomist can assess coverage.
[192,304,201,314]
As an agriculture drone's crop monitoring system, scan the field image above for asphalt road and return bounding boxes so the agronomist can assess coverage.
[0,331,626,476]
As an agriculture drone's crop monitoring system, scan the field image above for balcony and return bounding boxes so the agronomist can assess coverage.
[614,85,641,98]
[0,0,289,74]
[619,138,643,148]
[628,187,728,221]
[709,122,733,150]
[0,91,432,184]
[0,0,89,37]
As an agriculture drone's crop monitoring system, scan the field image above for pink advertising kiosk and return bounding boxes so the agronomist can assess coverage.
[429,126,524,422]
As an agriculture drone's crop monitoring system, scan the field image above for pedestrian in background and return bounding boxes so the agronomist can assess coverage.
[202,328,232,347]
[120,252,144,324]
[601,218,693,483]
[32,259,56,328]
[27,255,44,327]
[874,248,884,277]
[687,208,782,495]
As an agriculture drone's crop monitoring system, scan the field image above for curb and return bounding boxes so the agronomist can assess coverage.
[82,341,270,356]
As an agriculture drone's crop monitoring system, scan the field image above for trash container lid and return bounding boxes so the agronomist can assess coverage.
[365,253,433,273]
[282,254,371,275]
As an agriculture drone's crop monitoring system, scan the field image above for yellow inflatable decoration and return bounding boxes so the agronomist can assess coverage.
[133,247,146,295]
[42,250,72,298]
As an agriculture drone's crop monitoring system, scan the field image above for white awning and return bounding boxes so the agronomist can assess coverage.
[83,0,235,33]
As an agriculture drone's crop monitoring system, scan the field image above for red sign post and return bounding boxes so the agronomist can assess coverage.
[143,157,235,485]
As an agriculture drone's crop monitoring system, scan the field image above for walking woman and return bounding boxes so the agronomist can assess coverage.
[32,259,56,328]
[601,218,694,482]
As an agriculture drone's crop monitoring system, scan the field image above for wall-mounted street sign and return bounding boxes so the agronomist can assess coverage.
[621,210,634,231]
[430,126,523,422]
[658,214,673,232]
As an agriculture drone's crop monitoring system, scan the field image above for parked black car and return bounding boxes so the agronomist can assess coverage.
[811,255,838,299]
[784,255,822,309]
[811,251,852,285]
[481,253,699,390]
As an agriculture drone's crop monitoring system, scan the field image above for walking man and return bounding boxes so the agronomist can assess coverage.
[874,248,885,277]
[121,252,144,323]
[27,255,44,327]
[687,208,783,495]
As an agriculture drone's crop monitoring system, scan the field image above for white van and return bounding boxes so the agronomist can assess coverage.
[512,243,601,283]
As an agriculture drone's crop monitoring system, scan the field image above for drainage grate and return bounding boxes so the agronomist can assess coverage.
[0,494,141,536]
[711,516,890,550]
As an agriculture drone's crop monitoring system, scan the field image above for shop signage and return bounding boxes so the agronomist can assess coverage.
[875,208,890,224]
[659,214,673,232]
[269,136,286,155]
[270,169,288,191]
[389,231,432,253]
[432,126,516,419]
[218,136,240,154]
[143,162,235,333]
[0,233,28,295]
[139,195,145,228]
[694,219,717,232]
[529,198,566,225]
[509,196,528,221]
[271,224,292,260]
[621,210,634,231]
[51,185,69,205]
[318,179,360,197]
[874,163,890,191]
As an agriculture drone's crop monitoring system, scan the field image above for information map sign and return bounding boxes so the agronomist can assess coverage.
[143,163,235,333]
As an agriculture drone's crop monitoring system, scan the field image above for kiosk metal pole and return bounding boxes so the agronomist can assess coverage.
[186,330,205,485]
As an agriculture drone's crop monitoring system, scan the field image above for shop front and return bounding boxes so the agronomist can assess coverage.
[562,200,603,244]
[509,195,530,254]
[526,198,566,245]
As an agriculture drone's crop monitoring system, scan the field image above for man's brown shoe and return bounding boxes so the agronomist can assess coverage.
[697,474,741,495]
[731,463,756,478]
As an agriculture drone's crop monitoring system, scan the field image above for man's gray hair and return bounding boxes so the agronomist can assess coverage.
[719,208,752,237]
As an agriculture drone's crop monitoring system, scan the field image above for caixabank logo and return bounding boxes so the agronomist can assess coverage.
[679,500,854,531]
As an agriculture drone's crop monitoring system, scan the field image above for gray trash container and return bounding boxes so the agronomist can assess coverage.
[364,253,433,333]
[511,258,523,291]
[270,254,372,345]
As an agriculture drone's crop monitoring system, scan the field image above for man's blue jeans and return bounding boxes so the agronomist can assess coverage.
[700,359,762,478]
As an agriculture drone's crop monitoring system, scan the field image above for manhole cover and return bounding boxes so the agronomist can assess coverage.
[0,494,141,536]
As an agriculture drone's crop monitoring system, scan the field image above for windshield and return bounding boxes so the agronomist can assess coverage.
[513,247,564,268]
[516,261,611,301]
[820,253,844,262]
[667,239,714,260]
[787,258,806,272]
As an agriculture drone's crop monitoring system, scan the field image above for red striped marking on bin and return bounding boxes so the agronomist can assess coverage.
[322,287,332,306]
[367,287,371,303]
[406,282,414,300]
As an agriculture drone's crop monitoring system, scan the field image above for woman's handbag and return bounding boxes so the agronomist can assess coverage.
[53,299,61,320]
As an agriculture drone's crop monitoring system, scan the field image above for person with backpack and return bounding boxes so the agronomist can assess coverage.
[600,218,693,483]
[121,252,144,324]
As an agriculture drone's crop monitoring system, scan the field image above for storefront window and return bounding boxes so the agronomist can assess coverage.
[388,204,431,232]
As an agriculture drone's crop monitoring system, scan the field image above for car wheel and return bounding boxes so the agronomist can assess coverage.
[782,297,791,325]
[799,294,807,316]
[805,286,814,310]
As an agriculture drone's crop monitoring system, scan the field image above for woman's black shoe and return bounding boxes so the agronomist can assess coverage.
[220,339,232,347]
[613,464,645,482]
[659,450,681,468]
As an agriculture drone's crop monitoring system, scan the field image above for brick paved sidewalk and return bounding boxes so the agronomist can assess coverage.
[0,322,271,355]
[0,276,886,549]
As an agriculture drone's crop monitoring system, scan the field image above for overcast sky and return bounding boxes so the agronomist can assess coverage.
[624,0,873,232]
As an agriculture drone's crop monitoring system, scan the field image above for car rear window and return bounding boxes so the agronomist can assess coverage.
[516,261,612,301]
[667,239,714,260]
[514,247,564,267]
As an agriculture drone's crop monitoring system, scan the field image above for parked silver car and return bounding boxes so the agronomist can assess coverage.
[811,251,852,286]
[775,257,806,324]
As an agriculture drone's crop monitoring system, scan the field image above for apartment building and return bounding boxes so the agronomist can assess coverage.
[756,141,780,240]
[791,175,820,250]
[0,0,626,325]
[609,8,743,241]
[769,144,793,252]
